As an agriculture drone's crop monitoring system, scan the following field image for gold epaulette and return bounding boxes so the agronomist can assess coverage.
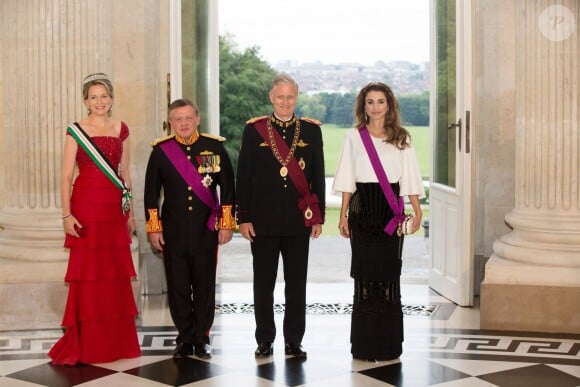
[246,115,268,124]
[201,132,226,142]
[150,134,175,146]
[300,116,322,125]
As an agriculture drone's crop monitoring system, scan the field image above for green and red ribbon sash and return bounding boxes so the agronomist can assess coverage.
[67,123,132,214]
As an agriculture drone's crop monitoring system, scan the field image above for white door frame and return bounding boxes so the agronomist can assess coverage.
[428,0,474,307]
[169,0,183,101]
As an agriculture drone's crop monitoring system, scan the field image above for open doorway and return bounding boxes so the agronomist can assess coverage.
[215,0,431,285]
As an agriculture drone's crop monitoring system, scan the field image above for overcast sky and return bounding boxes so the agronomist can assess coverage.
[218,0,430,66]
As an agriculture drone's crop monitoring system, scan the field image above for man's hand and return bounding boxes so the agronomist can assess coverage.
[218,229,234,245]
[311,224,322,239]
[148,232,165,252]
[239,222,256,242]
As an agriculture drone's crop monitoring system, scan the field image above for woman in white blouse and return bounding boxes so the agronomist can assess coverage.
[332,82,425,361]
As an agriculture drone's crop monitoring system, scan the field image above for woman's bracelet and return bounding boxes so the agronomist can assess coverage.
[61,213,73,220]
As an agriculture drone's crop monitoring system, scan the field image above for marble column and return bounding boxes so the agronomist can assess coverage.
[0,1,138,330]
[481,0,580,333]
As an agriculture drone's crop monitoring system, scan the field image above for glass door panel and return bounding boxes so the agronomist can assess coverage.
[434,0,456,187]
[181,0,210,125]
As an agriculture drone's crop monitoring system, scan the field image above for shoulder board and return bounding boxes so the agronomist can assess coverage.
[246,115,268,124]
[201,133,226,142]
[150,134,175,146]
[300,116,322,125]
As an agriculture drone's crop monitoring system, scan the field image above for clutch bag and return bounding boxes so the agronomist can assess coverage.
[398,214,414,236]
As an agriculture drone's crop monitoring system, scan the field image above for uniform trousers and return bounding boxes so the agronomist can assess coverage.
[163,245,217,345]
[251,234,310,345]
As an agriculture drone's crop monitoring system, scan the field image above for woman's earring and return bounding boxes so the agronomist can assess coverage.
[87,107,92,115]
[365,112,369,122]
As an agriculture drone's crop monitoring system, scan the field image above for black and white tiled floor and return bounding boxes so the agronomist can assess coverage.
[1,283,579,386]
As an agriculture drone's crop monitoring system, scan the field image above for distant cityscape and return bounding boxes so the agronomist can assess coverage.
[273,60,430,95]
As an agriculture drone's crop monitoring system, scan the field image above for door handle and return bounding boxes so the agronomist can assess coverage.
[448,118,462,152]
[465,111,470,154]
[163,73,171,135]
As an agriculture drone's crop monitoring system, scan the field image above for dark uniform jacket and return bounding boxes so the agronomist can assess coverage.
[236,115,325,236]
[144,133,235,254]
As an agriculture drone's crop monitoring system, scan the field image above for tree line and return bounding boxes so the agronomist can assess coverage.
[219,34,429,170]
[296,91,429,128]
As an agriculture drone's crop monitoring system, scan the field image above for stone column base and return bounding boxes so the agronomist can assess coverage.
[481,283,580,333]
[0,280,68,331]
[0,237,141,331]
[0,280,142,331]
[0,260,142,331]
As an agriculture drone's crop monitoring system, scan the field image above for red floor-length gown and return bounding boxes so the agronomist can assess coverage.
[49,122,141,365]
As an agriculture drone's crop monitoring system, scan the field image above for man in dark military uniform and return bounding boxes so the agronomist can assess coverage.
[236,74,325,358]
[144,98,235,359]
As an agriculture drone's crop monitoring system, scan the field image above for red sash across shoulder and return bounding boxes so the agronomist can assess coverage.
[253,118,322,227]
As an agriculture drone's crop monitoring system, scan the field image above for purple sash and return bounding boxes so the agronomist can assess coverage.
[159,139,220,231]
[358,126,405,235]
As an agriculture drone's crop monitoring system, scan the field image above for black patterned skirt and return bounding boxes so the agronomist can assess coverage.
[348,182,404,361]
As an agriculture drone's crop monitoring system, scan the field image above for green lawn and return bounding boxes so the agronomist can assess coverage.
[324,206,429,237]
[322,124,430,179]
[321,124,350,176]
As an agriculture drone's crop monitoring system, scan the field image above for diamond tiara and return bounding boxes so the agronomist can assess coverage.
[83,72,110,86]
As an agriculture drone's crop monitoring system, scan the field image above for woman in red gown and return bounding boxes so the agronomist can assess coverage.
[49,73,141,365]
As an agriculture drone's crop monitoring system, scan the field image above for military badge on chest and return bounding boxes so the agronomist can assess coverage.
[298,157,306,170]
[197,151,221,188]
[196,152,221,173]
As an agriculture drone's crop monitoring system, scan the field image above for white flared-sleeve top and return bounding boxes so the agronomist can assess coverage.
[332,128,425,198]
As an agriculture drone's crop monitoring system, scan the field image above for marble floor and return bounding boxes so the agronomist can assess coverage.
[1,282,579,387]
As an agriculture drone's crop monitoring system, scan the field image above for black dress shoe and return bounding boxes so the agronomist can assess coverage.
[285,343,307,357]
[194,343,212,358]
[173,342,193,358]
[254,342,273,357]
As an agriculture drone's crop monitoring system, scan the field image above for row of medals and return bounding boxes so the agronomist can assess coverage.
[280,157,306,177]
[197,155,221,174]
[196,155,307,177]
